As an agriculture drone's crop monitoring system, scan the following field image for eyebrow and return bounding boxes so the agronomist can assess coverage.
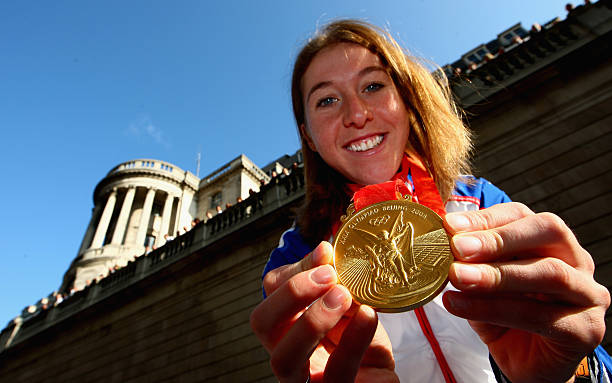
[305,65,387,103]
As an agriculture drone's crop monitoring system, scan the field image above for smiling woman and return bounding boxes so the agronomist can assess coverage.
[250,19,610,383]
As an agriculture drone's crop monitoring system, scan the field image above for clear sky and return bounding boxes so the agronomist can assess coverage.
[0,0,573,327]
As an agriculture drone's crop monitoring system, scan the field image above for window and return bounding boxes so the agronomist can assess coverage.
[211,191,222,209]
[514,27,528,38]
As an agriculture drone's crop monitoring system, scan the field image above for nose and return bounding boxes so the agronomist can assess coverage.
[342,94,371,128]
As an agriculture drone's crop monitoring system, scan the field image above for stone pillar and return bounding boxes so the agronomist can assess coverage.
[136,188,156,247]
[155,193,174,247]
[111,186,136,245]
[78,205,101,254]
[174,189,184,236]
[90,189,118,249]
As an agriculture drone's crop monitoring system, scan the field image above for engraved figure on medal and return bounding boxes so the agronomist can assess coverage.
[333,198,453,312]
[355,211,419,288]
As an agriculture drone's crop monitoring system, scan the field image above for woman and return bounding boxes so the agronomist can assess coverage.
[250,20,610,383]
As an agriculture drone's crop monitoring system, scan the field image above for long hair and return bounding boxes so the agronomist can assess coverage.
[292,19,472,246]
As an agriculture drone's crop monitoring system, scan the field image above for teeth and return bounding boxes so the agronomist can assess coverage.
[347,135,383,152]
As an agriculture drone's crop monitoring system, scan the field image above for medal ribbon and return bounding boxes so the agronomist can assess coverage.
[347,154,457,383]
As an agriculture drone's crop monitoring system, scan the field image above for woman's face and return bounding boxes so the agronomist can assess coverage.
[301,43,411,185]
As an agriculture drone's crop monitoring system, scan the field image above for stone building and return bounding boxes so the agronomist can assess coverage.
[61,159,200,291]
[0,1,610,381]
[59,154,272,293]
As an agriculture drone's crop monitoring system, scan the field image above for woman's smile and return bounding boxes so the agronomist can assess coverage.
[344,134,385,153]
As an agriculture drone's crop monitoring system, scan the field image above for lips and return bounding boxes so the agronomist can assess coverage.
[345,134,384,152]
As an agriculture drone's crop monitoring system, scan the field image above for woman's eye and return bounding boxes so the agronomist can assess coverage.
[316,97,337,108]
[364,82,384,92]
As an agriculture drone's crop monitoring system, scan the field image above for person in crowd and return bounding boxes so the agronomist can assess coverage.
[24,305,36,317]
[250,19,610,382]
[216,205,223,215]
[259,178,270,193]
[292,161,305,189]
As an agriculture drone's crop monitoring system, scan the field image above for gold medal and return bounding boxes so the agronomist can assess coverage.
[332,196,452,312]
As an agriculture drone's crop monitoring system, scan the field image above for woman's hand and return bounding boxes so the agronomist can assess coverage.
[250,241,398,383]
[443,202,610,383]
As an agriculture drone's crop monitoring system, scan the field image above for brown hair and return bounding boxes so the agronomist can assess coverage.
[292,19,472,246]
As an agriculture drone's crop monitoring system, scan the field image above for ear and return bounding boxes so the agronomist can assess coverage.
[299,123,317,152]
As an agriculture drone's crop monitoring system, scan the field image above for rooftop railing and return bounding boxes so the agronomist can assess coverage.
[108,159,179,176]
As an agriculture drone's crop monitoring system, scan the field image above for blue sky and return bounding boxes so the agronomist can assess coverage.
[0,0,572,327]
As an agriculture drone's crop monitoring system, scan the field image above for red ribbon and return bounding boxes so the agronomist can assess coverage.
[352,179,411,211]
[346,154,457,383]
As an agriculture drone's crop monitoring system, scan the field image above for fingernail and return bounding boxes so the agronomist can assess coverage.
[323,286,348,310]
[311,265,334,284]
[359,305,375,318]
[445,292,470,312]
[454,263,482,286]
[446,213,471,231]
[312,241,332,265]
[453,235,482,259]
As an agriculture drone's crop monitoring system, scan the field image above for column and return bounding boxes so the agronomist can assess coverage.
[135,187,156,246]
[90,188,118,249]
[78,205,101,254]
[155,193,174,247]
[110,186,136,245]
[173,188,184,236]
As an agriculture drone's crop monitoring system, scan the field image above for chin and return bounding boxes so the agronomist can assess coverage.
[352,171,396,185]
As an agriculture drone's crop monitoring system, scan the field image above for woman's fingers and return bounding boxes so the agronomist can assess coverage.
[449,258,609,307]
[251,263,338,350]
[270,285,352,382]
[445,202,535,233]
[446,206,592,271]
[442,291,607,348]
[323,305,397,383]
[323,305,379,383]
[264,241,334,296]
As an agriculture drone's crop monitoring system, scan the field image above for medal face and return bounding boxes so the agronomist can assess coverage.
[333,198,452,312]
